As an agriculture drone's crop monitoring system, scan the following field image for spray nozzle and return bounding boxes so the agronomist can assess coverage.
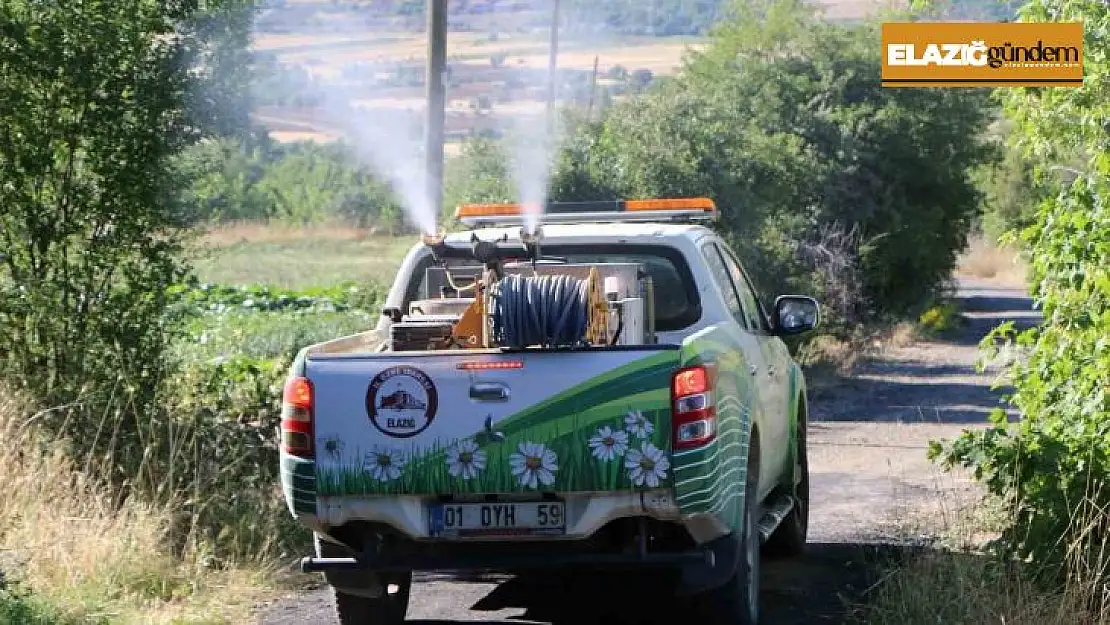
[422,232,450,264]
[520,226,543,268]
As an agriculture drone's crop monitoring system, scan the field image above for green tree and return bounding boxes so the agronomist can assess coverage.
[442,137,515,224]
[931,0,1110,579]
[0,0,218,472]
[550,0,992,321]
[189,0,260,142]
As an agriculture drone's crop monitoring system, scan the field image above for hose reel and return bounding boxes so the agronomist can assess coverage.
[489,270,610,349]
[420,232,612,350]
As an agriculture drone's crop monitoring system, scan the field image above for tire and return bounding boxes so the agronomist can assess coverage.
[698,443,761,625]
[764,406,809,559]
[314,534,412,625]
[332,578,411,625]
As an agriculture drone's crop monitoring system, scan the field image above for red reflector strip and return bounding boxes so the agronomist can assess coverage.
[456,360,524,370]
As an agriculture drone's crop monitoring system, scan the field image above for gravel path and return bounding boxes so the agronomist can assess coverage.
[257,275,1037,625]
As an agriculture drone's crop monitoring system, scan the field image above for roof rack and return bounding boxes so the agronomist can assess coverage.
[454,197,718,228]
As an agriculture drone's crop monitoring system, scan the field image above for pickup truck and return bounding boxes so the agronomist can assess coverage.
[278,197,820,625]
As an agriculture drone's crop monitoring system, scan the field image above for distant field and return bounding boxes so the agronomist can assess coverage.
[262,33,702,81]
[250,4,707,145]
[193,223,414,288]
[249,0,894,145]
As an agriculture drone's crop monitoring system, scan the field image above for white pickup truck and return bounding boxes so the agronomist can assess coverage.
[278,197,820,625]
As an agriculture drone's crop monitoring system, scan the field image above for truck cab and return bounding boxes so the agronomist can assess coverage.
[278,198,819,625]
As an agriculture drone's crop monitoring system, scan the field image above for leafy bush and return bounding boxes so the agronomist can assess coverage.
[917,301,961,335]
[930,0,1109,583]
[0,585,95,625]
[175,138,408,229]
[177,280,387,316]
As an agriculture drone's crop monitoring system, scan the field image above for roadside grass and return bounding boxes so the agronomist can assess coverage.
[957,234,1029,287]
[191,222,414,289]
[853,481,1110,624]
[0,387,297,625]
[796,319,927,392]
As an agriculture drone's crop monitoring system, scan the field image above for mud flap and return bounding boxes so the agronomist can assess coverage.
[676,530,741,596]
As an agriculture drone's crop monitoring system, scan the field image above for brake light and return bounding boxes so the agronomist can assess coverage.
[281,376,314,458]
[672,364,716,450]
[456,360,524,370]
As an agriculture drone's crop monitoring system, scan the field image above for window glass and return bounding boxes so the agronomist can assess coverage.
[721,248,769,333]
[699,242,748,330]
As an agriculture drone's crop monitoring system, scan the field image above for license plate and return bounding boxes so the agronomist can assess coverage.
[429,501,566,538]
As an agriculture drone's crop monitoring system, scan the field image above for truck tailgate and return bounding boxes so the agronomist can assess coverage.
[307,348,680,497]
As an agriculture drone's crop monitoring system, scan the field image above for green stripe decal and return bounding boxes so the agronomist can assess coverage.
[281,454,317,516]
[671,326,755,533]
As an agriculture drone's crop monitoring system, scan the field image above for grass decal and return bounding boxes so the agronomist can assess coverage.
[317,406,673,496]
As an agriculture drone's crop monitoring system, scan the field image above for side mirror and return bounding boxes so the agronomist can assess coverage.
[772,295,820,336]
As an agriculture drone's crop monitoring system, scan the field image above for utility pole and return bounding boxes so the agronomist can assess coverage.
[545,0,560,130]
[425,0,448,227]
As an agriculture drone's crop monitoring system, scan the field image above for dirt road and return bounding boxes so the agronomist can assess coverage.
[258,275,1037,625]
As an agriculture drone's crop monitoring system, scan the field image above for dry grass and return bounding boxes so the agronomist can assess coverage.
[957,235,1030,287]
[797,333,862,394]
[855,481,1110,625]
[199,220,376,246]
[0,388,284,624]
[192,221,416,288]
[883,321,921,349]
[452,41,703,75]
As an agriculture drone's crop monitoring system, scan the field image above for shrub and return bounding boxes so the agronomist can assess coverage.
[176,139,408,230]
[917,301,961,335]
[929,0,1109,586]
[0,0,200,481]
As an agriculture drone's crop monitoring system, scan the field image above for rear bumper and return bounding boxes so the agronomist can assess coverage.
[316,489,688,540]
[301,545,714,573]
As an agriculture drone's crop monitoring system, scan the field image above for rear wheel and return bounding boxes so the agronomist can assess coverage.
[765,405,809,558]
[698,442,761,625]
[332,577,411,625]
[314,534,412,625]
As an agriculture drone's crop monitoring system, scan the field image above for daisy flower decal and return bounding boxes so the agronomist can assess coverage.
[625,442,670,488]
[508,442,558,489]
[624,410,654,439]
[445,439,487,480]
[363,446,406,483]
[588,426,629,461]
[316,435,345,461]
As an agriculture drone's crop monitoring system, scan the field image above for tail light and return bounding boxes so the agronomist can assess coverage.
[281,376,314,458]
[672,364,716,450]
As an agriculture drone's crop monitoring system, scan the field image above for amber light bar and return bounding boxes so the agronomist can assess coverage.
[454,197,718,227]
[456,360,525,370]
[625,198,716,211]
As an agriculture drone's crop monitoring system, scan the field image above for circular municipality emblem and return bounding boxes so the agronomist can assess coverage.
[366,366,438,439]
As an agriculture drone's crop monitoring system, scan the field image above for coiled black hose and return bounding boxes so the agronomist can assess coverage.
[490,274,591,349]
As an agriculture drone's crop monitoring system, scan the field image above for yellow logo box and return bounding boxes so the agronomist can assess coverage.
[881,22,1084,87]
